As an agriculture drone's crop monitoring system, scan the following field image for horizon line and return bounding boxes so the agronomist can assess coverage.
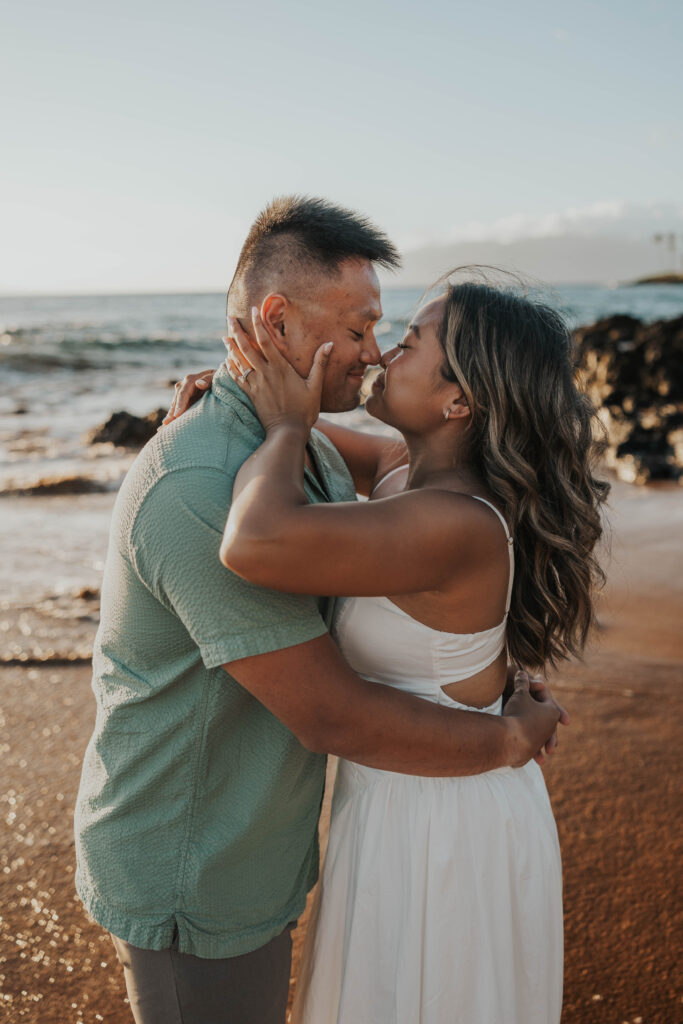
[0,279,630,301]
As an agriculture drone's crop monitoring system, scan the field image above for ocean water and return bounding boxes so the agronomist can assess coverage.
[1,282,683,494]
[1,282,682,605]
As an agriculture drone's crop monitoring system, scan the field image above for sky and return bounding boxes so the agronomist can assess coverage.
[1,0,681,293]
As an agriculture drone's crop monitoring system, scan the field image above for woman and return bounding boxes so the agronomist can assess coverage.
[175,278,608,1022]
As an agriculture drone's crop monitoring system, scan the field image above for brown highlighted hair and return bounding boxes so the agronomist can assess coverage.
[436,272,609,670]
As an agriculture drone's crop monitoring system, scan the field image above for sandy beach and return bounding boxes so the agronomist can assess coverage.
[3,0,683,1011]
[1,474,681,1023]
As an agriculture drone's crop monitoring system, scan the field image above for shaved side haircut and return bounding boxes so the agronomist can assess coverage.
[227,195,400,315]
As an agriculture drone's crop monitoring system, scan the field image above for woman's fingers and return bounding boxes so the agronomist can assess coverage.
[528,678,568,757]
[225,360,241,387]
[250,307,282,362]
[226,320,259,370]
[224,308,288,378]
[225,314,252,346]
[225,354,250,392]
[162,393,178,425]
[162,370,215,424]
[307,341,334,392]
[226,312,271,368]
[529,679,570,727]
[512,669,530,694]
[175,371,213,416]
[222,338,251,377]
[529,681,556,756]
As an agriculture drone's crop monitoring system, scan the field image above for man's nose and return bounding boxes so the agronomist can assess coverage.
[361,332,381,366]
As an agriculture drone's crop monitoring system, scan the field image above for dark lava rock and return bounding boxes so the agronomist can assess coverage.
[573,314,683,484]
[86,408,167,448]
[2,475,114,497]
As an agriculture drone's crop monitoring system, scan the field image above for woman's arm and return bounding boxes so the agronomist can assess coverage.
[221,310,502,597]
[313,418,406,496]
[222,421,498,596]
[160,369,405,496]
[159,357,407,496]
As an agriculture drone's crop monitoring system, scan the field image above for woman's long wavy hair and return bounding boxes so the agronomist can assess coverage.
[435,272,609,670]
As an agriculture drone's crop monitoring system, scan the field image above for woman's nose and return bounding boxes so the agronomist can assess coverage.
[379,347,396,369]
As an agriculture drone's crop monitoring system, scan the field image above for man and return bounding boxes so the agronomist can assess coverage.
[74,196,562,1024]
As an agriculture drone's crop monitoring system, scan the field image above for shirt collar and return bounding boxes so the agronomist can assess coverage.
[211,362,264,436]
[210,362,334,499]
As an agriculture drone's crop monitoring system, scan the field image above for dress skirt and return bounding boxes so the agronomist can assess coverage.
[291,758,563,1024]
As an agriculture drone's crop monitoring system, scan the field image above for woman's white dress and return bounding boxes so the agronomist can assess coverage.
[291,496,563,1024]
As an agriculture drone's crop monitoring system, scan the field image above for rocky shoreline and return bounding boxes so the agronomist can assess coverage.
[73,313,683,490]
[574,314,683,485]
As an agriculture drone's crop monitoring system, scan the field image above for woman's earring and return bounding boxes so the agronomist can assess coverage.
[444,409,450,420]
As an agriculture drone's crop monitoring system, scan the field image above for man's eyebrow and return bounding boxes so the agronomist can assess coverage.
[359,309,382,322]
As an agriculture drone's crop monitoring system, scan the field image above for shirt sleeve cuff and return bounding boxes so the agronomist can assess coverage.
[200,616,329,670]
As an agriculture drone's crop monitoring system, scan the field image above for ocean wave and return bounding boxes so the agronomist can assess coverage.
[0,337,222,372]
[1,326,218,347]
[0,350,105,371]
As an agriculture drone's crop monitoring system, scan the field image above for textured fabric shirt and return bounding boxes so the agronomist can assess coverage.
[74,365,357,958]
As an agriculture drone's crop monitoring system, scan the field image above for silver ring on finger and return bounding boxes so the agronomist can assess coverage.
[240,368,253,383]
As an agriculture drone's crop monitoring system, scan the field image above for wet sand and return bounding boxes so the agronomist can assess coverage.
[1,479,681,1022]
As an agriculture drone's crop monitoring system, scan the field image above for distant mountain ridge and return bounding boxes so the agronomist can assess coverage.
[388,201,683,286]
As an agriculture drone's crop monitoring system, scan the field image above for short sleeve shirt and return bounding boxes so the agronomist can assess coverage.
[74,365,357,958]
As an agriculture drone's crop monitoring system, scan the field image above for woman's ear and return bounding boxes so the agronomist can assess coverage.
[260,294,288,352]
[443,391,470,421]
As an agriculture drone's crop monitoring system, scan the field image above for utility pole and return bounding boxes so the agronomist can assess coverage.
[652,232,678,273]
[667,232,677,272]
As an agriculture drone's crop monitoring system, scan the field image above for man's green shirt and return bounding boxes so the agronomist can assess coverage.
[74,366,356,958]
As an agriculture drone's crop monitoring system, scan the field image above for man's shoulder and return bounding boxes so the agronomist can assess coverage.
[153,395,243,474]
[113,398,253,538]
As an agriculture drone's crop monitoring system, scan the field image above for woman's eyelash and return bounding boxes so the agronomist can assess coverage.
[396,341,408,349]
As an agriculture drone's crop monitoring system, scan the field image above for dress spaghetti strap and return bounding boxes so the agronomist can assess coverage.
[371,464,408,494]
[470,496,515,614]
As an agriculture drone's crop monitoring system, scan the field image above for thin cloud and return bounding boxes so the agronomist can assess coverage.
[436,201,683,247]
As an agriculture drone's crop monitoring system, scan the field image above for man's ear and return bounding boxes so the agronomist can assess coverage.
[260,294,289,352]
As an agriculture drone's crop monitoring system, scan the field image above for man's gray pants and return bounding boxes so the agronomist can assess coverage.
[110,925,293,1024]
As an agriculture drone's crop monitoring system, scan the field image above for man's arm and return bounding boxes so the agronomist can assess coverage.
[224,634,560,777]
[132,467,562,777]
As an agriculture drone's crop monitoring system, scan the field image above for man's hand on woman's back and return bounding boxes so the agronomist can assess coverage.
[503,670,568,767]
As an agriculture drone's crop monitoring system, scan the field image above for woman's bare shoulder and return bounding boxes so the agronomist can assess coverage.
[372,487,509,556]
